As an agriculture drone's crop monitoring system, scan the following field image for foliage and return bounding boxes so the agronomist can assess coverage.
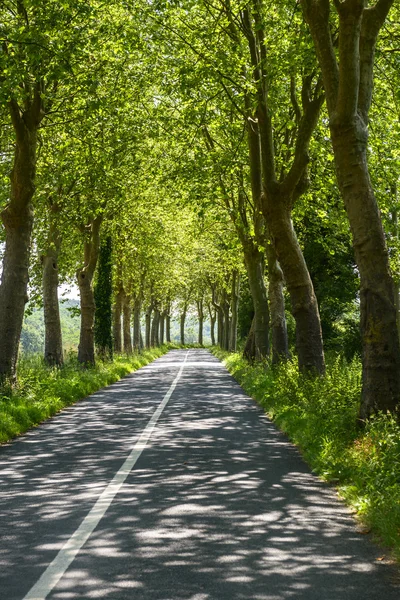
[212,347,400,561]
[0,345,174,445]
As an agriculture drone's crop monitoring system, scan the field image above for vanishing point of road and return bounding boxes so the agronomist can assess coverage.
[0,349,398,600]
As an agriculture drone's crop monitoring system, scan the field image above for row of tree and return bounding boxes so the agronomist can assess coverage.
[0,0,399,421]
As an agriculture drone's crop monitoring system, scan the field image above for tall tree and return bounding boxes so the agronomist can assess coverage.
[302,0,400,416]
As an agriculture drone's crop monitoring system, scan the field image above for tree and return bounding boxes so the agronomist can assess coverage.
[94,237,113,359]
[302,0,400,416]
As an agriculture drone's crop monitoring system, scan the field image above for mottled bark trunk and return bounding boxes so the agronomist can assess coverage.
[151,307,160,347]
[133,296,142,351]
[217,306,224,346]
[145,306,152,349]
[266,200,324,373]
[0,111,37,381]
[180,309,187,346]
[166,313,171,343]
[222,290,230,351]
[78,279,95,365]
[392,206,400,342]
[122,293,132,355]
[77,217,102,366]
[196,299,204,345]
[243,317,256,362]
[208,303,216,346]
[266,243,289,364]
[244,247,270,360]
[159,311,165,345]
[42,221,63,366]
[331,122,400,416]
[165,301,171,343]
[302,0,400,415]
[113,288,123,354]
[229,271,240,352]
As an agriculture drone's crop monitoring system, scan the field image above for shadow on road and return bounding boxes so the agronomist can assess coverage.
[0,350,398,599]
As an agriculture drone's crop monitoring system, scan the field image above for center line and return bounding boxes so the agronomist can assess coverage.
[23,350,190,600]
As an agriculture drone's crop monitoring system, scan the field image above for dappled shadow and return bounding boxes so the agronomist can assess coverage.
[0,350,398,599]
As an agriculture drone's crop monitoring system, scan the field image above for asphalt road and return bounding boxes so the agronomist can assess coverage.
[0,349,398,600]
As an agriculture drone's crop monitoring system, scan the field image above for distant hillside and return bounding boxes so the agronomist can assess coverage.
[21,302,212,356]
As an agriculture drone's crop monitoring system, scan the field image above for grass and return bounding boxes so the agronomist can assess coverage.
[211,347,400,563]
[0,344,176,445]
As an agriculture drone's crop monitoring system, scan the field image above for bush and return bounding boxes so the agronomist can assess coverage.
[212,347,400,562]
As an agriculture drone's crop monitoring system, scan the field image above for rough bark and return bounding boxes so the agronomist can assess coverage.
[230,270,240,352]
[243,317,256,362]
[94,236,113,360]
[42,212,63,367]
[159,309,166,345]
[392,206,400,341]
[0,97,42,381]
[122,292,132,355]
[145,305,152,349]
[196,298,204,345]
[217,305,224,346]
[77,216,102,366]
[113,286,123,354]
[180,306,187,346]
[133,295,142,351]
[165,301,171,343]
[266,199,324,371]
[151,305,160,347]
[266,242,289,363]
[221,289,230,351]
[302,0,400,415]
[207,302,216,346]
[244,247,270,360]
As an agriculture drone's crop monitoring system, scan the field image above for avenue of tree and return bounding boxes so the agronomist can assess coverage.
[0,0,399,421]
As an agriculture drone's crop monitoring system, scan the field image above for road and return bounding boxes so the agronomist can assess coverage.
[0,349,398,600]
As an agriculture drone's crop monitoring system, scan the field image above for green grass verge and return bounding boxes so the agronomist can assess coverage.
[211,347,400,563]
[0,344,177,445]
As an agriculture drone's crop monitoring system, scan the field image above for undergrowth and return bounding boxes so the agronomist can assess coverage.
[0,344,176,444]
[212,347,400,563]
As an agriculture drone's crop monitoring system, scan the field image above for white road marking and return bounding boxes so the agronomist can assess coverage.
[23,351,190,600]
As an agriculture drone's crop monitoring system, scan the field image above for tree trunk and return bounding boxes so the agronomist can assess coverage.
[180,309,187,345]
[133,296,142,351]
[122,293,132,355]
[166,302,171,343]
[266,200,324,373]
[391,205,400,342]
[331,122,400,416]
[244,247,270,360]
[159,310,165,345]
[113,287,123,354]
[217,305,224,346]
[221,289,230,351]
[0,109,38,381]
[145,305,152,348]
[208,302,216,345]
[77,217,102,366]
[196,299,204,345]
[266,243,289,364]
[243,317,256,361]
[302,0,400,415]
[229,270,240,352]
[42,220,63,366]
[94,237,113,360]
[151,307,160,347]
